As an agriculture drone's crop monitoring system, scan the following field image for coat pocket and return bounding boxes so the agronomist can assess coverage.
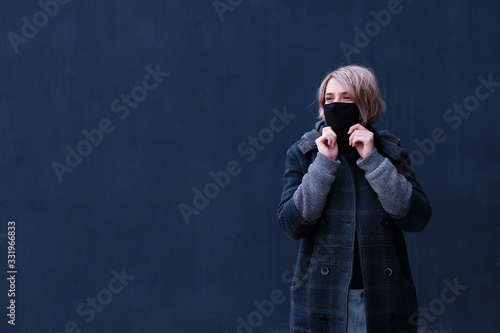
[290,253,314,291]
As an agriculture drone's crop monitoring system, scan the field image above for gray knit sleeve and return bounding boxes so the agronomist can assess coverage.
[357,148,412,217]
[293,152,340,223]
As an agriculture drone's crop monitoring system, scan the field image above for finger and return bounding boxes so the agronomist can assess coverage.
[323,126,338,138]
[350,131,365,146]
[327,133,334,147]
[329,133,337,147]
[349,131,356,146]
[348,123,365,134]
[315,137,325,148]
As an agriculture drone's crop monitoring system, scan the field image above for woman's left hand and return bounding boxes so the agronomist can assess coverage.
[348,124,374,159]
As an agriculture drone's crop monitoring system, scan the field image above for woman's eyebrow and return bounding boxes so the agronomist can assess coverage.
[325,92,349,95]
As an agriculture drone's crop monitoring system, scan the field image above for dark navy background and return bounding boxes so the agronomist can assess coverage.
[1,0,499,332]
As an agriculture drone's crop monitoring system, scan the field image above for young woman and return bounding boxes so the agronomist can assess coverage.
[277,65,432,332]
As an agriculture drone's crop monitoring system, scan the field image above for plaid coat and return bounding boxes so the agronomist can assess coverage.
[277,122,432,332]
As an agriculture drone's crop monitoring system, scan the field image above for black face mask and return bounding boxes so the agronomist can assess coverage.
[323,102,360,133]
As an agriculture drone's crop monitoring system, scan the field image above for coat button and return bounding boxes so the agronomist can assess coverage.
[360,292,364,298]
[384,268,393,276]
[380,217,389,226]
[320,267,330,275]
[322,217,329,224]
[319,315,328,323]
[389,313,395,322]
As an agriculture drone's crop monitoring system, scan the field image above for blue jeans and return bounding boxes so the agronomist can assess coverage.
[347,289,367,333]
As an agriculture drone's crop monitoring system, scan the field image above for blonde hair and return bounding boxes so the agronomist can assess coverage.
[317,65,386,125]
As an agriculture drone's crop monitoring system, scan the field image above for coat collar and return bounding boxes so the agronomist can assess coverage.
[297,120,404,160]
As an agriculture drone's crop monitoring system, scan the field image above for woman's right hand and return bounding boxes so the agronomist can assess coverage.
[315,126,338,160]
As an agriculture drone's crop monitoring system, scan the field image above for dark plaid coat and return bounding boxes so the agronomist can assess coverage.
[277,122,432,332]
